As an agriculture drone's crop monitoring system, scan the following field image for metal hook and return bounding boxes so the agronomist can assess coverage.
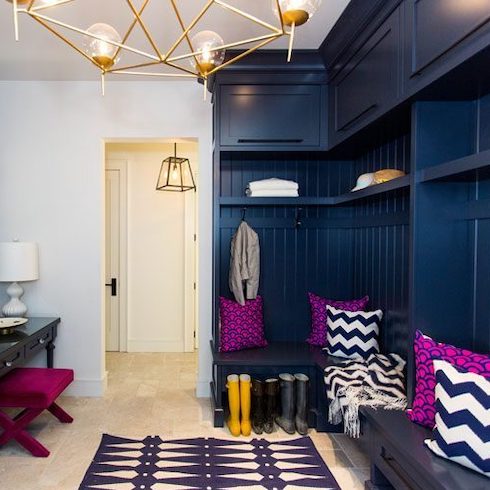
[241,207,247,221]
[295,207,303,229]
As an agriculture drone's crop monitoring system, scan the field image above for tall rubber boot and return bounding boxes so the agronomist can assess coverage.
[226,374,241,437]
[276,373,296,434]
[240,374,252,436]
[251,379,265,435]
[294,373,309,436]
[264,378,279,434]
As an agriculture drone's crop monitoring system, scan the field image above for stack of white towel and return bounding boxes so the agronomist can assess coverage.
[245,178,299,197]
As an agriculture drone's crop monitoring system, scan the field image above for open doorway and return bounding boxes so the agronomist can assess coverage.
[104,140,198,353]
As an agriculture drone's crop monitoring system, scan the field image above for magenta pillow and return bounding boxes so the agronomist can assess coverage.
[407,330,490,428]
[306,292,369,346]
[219,296,268,352]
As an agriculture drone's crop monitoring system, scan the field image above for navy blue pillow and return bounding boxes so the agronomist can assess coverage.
[425,360,490,478]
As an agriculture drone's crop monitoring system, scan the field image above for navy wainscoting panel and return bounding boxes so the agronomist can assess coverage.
[219,224,354,342]
[217,137,411,350]
[349,133,411,357]
[218,152,356,343]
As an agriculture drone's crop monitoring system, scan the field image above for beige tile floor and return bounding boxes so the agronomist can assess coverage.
[0,352,369,490]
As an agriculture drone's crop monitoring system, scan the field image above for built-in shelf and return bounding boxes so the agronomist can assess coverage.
[419,149,490,182]
[331,175,410,204]
[219,175,411,207]
[218,197,332,206]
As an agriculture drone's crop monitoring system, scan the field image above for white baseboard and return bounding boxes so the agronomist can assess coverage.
[128,339,184,352]
[64,372,107,397]
[196,379,211,398]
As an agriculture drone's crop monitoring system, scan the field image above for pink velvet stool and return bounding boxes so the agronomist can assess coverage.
[0,367,74,457]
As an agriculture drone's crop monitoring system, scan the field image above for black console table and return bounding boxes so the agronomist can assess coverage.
[0,318,60,378]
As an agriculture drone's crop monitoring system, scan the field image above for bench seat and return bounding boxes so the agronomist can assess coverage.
[211,341,342,431]
[362,408,489,490]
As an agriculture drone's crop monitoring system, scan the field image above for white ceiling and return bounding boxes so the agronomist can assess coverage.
[0,0,349,80]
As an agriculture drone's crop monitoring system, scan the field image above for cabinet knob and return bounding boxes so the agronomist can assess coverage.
[39,338,45,345]
[4,361,12,367]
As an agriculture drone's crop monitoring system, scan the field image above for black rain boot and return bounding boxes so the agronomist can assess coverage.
[276,373,296,434]
[264,378,279,434]
[294,373,309,436]
[251,379,265,434]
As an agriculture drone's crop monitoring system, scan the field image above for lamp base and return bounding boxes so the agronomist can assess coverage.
[2,282,28,318]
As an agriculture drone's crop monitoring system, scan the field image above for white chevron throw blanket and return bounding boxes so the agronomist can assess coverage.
[325,353,407,438]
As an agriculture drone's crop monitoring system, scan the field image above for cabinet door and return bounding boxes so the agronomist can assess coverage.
[329,8,401,145]
[406,0,490,89]
[219,84,325,148]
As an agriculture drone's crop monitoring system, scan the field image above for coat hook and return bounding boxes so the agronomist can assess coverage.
[241,207,247,221]
[295,207,303,229]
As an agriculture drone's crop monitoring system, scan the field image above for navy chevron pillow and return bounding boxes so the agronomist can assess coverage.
[425,360,490,478]
[325,305,382,360]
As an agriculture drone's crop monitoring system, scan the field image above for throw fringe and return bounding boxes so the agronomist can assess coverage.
[325,353,407,438]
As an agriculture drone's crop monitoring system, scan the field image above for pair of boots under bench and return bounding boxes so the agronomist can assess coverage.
[251,378,279,435]
[277,373,309,435]
[226,374,251,437]
[0,367,74,457]
[251,373,309,436]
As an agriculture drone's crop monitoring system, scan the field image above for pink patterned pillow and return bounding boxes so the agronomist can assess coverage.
[306,292,369,346]
[407,330,490,428]
[219,296,268,352]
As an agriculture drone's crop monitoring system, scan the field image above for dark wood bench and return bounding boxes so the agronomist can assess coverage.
[361,408,489,490]
[211,340,342,431]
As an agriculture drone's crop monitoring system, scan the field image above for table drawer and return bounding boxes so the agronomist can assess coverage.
[25,328,52,357]
[0,348,24,375]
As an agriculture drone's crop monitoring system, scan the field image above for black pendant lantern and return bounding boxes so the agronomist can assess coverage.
[156,143,196,192]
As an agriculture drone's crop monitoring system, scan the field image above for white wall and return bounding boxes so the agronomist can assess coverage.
[107,142,198,352]
[0,81,213,397]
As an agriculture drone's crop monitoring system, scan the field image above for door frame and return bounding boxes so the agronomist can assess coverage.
[184,189,197,352]
[105,159,128,352]
[105,143,198,353]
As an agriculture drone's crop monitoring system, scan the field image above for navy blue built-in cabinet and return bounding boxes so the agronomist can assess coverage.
[210,0,490,438]
[219,84,327,149]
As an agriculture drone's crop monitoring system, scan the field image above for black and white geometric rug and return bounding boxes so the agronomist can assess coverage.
[79,434,341,489]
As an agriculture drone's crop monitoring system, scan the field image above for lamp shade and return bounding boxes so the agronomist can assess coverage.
[0,242,39,282]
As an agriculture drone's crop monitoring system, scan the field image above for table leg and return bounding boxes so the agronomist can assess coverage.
[46,341,55,368]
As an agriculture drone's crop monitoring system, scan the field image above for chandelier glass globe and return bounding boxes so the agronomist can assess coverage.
[272,0,322,26]
[83,23,122,70]
[190,30,226,75]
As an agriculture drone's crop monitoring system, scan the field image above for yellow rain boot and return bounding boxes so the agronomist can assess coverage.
[226,374,241,437]
[240,374,252,436]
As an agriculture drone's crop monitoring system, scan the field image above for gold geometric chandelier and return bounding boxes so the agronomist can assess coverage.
[8,0,321,95]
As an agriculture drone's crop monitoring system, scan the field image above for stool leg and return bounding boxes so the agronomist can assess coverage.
[0,409,50,457]
[48,403,73,423]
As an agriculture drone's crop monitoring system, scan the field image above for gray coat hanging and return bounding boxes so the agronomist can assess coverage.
[229,221,260,305]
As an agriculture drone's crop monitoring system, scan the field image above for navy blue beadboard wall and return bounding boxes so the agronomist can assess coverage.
[219,153,355,343]
[349,133,411,356]
[218,132,412,354]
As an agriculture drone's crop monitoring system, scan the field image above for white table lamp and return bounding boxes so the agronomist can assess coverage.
[0,242,39,317]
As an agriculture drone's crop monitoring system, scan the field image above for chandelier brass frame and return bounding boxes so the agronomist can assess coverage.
[11,0,292,87]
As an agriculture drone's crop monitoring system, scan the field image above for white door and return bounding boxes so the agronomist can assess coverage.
[105,169,120,352]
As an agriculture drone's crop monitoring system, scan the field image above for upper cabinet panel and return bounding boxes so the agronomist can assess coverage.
[405,0,490,91]
[218,84,327,149]
[328,7,401,146]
